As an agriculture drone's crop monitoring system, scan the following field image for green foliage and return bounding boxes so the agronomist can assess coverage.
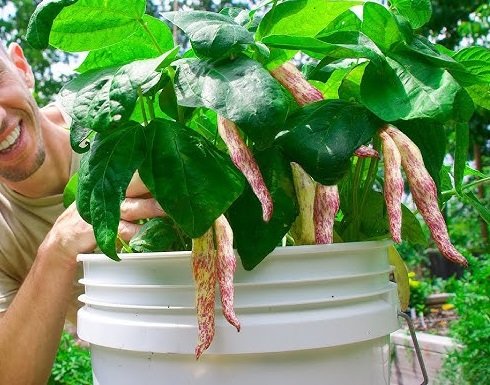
[28,0,488,267]
[439,254,490,384]
[48,332,92,385]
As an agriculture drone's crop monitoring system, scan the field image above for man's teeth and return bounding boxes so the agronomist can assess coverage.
[0,126,21,151]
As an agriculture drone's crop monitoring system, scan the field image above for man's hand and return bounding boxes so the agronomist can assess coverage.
[39,197,164,266]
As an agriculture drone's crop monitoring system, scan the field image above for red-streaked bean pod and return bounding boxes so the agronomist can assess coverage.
[314,184,340,244]
[192,228,217,359]
[355,145,379,159]
[290,162,316,245]
[217,116,273,222]
[214,215,240,332]
[379,129,404,243]
[385,125,468,266]
[270,62,323,105]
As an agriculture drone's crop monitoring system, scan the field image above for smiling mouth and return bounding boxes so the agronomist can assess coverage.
[0,124,22,152]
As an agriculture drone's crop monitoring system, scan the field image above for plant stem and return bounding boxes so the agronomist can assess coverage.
[352,158,365,238]
[441,176,490,198]
[137,87,149,126]
[146,96,156,120]
[117,235,133,253]
[139,18,164,54]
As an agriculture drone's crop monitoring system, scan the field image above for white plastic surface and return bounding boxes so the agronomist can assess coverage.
[77,241,400,384]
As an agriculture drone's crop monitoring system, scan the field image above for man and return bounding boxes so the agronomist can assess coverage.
[0,42,162,384]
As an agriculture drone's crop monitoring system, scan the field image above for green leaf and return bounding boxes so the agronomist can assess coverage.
[465,83,490,110]
[26,0,79,49]
[277,100,382,185]
[257,0,362,39]
[173,57,290,149]
[69,121,94,154]
[452,46,490,86]
[461,192,490,225]
[394,119,446,191]
[138,119,245,238]
[77,15,174,72]
[60,55,168,132]
[49,0,146,52]
[161,11,255,59]
[360,55,462,122]
[77,122,147,260]
[263,32,385,66]
[228,147,298,270]
[129,217,188,252]
[63,172,78,208]
[361,2,405,52]
[389,0,432,29]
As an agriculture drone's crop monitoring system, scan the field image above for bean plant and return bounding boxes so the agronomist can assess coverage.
[27,0,489,357]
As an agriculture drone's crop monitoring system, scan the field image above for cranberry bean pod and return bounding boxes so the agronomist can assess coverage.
[290,162,316,245]
[379,129,404,243]
[314,184,340,244]
[217,116,273,222]
[385,126,467,266]
[191,228,217,359]
[214,215,240,332]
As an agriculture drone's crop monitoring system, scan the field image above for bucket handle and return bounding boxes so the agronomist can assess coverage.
[397,311,429,385]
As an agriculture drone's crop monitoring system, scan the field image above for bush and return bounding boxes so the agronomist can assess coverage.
[438,254,490,384]
[48,331,93,385]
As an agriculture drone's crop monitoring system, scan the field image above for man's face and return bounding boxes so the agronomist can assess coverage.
[0,47,45,183]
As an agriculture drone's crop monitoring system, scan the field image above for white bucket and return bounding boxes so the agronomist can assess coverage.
[77,240,400,385]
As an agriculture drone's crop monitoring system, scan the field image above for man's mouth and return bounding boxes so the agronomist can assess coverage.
[0,124,21,152]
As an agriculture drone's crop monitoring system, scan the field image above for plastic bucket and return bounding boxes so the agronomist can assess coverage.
[77,240,400,385]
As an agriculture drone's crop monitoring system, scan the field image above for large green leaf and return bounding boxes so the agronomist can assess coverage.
[263,31,385,66]
[277,100,382,185]
[452,46,490,86]
[173,56,290,149]
[461,192,490,225]
[360,55,462,122]
[161,11,255,59]
[129,217,188,252]
[77,15,174,72]
[389,0,432,29]
[257,0,362,39]
[49,0,146,52]
[454,122,470,193]
[138,119,245,238]
[361,2,405,52]
[228,147,298,270]
[77,122,147,260]
[60,55,169,132]
[26,0,78,49]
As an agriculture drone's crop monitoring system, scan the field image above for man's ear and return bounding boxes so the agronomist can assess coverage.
[7,43,35,90]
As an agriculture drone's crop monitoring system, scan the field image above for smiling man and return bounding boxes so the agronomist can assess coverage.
[0,43,161,385]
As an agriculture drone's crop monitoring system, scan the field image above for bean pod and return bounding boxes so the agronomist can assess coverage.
[214,215,241,332]
[217,116,273,222]
[385,125,467,266]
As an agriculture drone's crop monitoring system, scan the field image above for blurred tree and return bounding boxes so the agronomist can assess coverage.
[0,0,73,105]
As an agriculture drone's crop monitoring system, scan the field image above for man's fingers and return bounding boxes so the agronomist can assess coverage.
[120,198,165,222]
[118,221,142,242]
[126,172,151,198]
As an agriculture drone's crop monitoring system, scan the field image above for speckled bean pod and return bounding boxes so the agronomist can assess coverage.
[354,145,379,159]
[385,125,467,266]
[217,116,273,222]
[379,129,404,243]
[290,162,316,245]
[314,184,340,244]
[191,228,217,359]
[213,215,240,332]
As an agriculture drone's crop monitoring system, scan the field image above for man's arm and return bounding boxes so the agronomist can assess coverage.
[0,198,163,385]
